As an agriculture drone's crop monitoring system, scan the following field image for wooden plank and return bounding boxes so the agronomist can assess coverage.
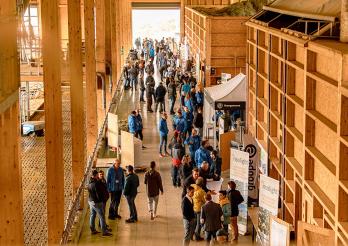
[110,0,118,87]
[41,0,65,243]
[0,2,24,243]
[297,221,335,246]
[96,0,106,73]
[68,0,86,196]
[84,0,98,155]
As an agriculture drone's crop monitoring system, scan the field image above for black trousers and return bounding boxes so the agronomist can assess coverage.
[109,190,122,218]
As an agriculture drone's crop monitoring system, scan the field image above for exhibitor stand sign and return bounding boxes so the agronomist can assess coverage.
[230,148,249,235]
[243,134,260,201]
[257,175,280,245]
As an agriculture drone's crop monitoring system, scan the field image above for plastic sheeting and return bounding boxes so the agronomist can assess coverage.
[264,0,341,21]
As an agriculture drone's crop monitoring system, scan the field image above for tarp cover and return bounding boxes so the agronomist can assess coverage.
[264,0,341,21]
[204,73,246,104]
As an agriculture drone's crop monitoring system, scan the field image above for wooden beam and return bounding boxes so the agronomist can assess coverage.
[68,0,85,195]
[41,0,65,243]
[0,1,24,244]
[96,0,106,73]
[111,0,119,87]
[83,0,98,155]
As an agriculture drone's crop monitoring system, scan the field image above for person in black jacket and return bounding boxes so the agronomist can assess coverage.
[98,170,110,228]
[167,78,177,115]
[88,170,112,236]
[228,181,244,242]
[193,107,204,137]
[210,150,222,178]
[124,165,140,223]
[146,74,156,112]
[182,186,195,246]
[155,82,167,113]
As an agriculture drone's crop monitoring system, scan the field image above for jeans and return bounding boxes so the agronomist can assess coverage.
[159,135,168,154]
[194,212,202,238]
[88,200,107,233]
[183,218,196,246]
[147,195,159,215]
[205,230,218,245]
[125,195,138,220]
[155,100,165,112]
[171,165,181,186]
[130,77,137,88]
[109,190,122,218]
[140,89,145,101]
[135,130,143,141]
[230,216,238,240]
[147,97,153,111]
[124,78,130,88]
[169,97,176,114]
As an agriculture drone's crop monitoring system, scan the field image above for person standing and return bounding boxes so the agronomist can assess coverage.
[128,111,138,135]
[173,110,186,136]
[129,64,139,89]
[171,137,185,187]
[167,78,177,115]
[159,112,169,157]
[139,68,145,102]
[184,129,201,167]
[210,150,222,178]
[124,165,140,223]
[135,109,146,149]
[155,82,167,113]
[193,107,204,137]
[179,155,194,182]
[195,87,204,109]
[218,190,231,239]
[228,181,244,242]
[107,159,125,220]
[182,186,196,246]
[146,74,156,112]
[195,140,213,169]
[192,177,206,241]
[200,193,223,245]
[144,161,164,220]
[88,170,112,236]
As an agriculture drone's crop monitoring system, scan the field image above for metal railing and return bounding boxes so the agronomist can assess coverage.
[60,74,124,244]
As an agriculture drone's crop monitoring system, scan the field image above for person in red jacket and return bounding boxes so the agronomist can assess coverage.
[171,137,185,187]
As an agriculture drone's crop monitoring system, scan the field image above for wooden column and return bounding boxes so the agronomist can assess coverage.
[0,1,24,244]
[68,0,85,195]
[84,0,98,154]
[105,0,112,105]
[41,0,65,243]
[181,0,185,39]
[111,0,119,87]
[96,0,105,74]
[341,0,348,42]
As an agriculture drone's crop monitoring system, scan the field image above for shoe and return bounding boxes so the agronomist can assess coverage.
[91,230,100,235]
[102,231,113,236]
[108,216,116,220]
[150,212,154,220]
[115,214,122,219]
[125,218,135,223]
[142,146,147,149]
[106,228,112,232]
[195,236,203,241]
[159,154,164,158]
[165,151,170,156]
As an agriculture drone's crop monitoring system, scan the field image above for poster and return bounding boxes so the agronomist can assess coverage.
[243,134,260,201]
[121,131,142,167]
[258,175,280,245]
[219,117,225,136]
[107,113,118,148]
[206,178,223,203]
[196,52,200,83]
[260,146,268,175]
[230,149,249,235]
[269,216,290,246]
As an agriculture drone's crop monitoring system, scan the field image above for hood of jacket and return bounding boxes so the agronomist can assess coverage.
[219,197,230,207]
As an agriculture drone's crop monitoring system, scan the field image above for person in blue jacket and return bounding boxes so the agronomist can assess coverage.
[173,110,186,134]
[195,87,204,108]
[195,140,213,169]
[107,159,125,220]
[128,111,138,134]
[182,106,193,138]
[184,94,194,113]
[184,128,201,167]
[159,112,169,157]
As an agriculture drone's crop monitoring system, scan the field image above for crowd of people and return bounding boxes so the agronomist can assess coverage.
[87,37,244,245]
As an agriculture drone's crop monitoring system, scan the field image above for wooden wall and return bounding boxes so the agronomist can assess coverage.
[185,0,240,6]
[184,6,247,86]
[246,20,348,244]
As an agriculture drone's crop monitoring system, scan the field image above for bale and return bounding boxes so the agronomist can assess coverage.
[192,1,257,17]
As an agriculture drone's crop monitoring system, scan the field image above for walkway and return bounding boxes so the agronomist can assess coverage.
[77,68,252,245]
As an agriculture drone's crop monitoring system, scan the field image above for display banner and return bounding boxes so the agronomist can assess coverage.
[230,148,249,235]
[269,216,290,246]
[257,175,280,245]
[260,146,268,175]
[206,178,223,203]
[107,113,119,148]
[243,134,260,201]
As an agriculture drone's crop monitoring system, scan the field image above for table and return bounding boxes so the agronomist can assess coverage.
[248,207,259,242]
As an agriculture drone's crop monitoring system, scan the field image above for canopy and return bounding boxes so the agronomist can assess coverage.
[264,0,341,22]
[204,73,246,109]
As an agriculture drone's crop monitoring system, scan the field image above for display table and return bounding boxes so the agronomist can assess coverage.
[248,207,259,242]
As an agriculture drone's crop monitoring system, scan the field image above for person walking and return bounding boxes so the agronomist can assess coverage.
[124,165,140,223]
[155,82,167,113]
[159,112,169,157]
[129,64,139,89]
[200,193,223,245]
[139,69,146,102]
[192,177,206,241]
[182,186,196,246]
[135,109,146,149]
[228,181,244,242]
[146,74,156,112]
[144,161,164,220]
[107,159,125,220]
[218,190,231,239]
[88,170,112,236]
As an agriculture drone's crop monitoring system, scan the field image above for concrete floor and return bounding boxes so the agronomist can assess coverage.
[77,68,254,245]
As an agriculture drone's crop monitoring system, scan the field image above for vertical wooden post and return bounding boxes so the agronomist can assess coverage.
[111,0,119,86]
[96,0,106,74]
[41,0,65,243]
[341,0,348,42]
[0,1,24,244]
[68,0,85,195]
[181,0,186,39]
[84,0,98,155]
